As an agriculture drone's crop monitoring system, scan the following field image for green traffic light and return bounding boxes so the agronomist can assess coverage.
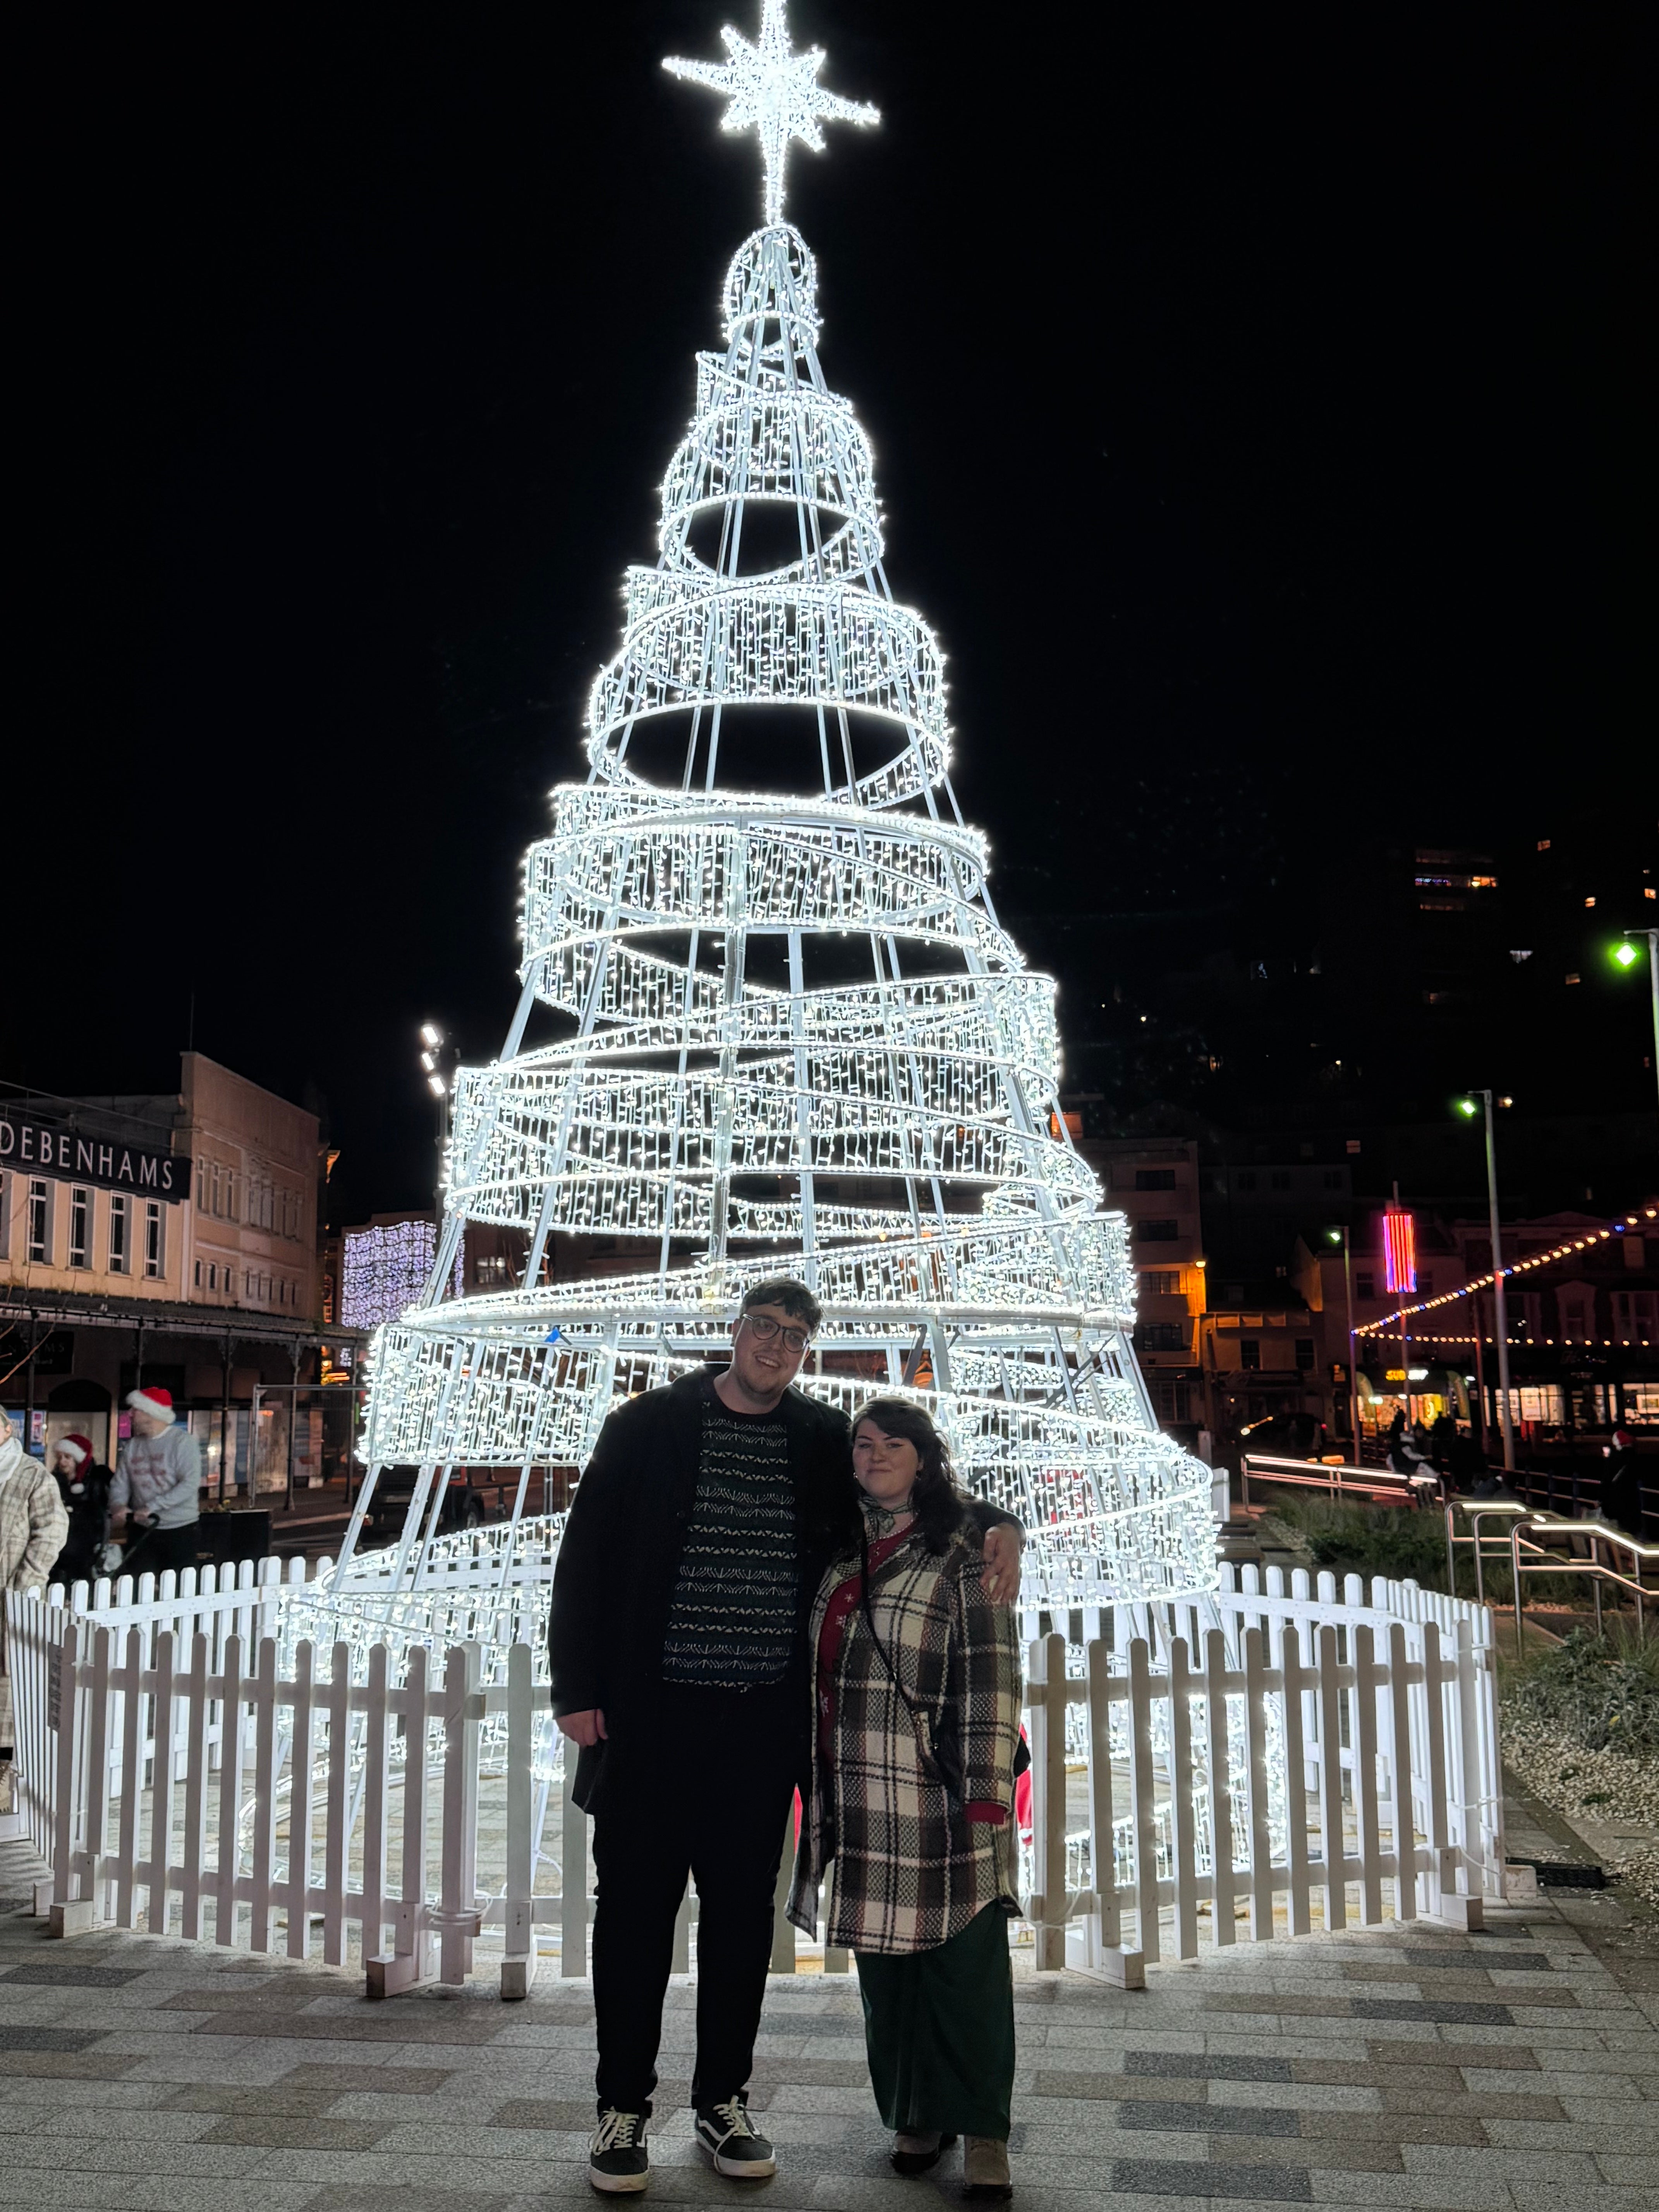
[1612,941,1641,970]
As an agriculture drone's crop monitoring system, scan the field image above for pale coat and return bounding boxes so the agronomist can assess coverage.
[787,1515,1022,1956]
[0,1424,69,1591]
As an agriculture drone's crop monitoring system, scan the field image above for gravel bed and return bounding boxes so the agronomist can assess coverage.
[1503,1714,1659,1907]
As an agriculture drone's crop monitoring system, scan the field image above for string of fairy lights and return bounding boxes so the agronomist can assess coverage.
[1355,1206,1658,1346]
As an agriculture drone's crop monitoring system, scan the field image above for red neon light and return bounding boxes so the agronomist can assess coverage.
[1383,1209,1417,1296]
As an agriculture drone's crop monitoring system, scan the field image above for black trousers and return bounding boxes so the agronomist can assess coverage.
[120,1523,199,1579]
[589,1681,799,2118]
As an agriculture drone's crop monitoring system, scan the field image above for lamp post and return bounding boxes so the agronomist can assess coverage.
[1611,931,1659,1119]
[1327,1225,1357,1452]
[1456,1092,1515,1472]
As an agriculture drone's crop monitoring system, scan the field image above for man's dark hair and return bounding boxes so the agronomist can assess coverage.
[852,1396,965,1554]
[740,1277,823,1333]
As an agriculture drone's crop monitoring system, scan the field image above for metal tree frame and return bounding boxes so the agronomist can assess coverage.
[318,4,1216,1660]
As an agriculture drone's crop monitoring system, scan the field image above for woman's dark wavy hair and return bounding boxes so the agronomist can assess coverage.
[852,1397,965,1554]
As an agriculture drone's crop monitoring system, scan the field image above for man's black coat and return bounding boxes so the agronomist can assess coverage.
[547,1366,857,1809]
[546,1364,1017,1812]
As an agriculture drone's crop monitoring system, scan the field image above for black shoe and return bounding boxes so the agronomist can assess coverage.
[695,2096,777,2178]
[588,2108,649,2193]
[893,2130,958,2175]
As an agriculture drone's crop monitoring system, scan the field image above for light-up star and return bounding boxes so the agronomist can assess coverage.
[664,1,879,227]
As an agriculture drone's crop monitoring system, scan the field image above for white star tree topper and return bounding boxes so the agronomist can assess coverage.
[664,1,879,226]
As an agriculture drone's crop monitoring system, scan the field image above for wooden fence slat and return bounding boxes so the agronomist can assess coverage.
[114,1626,144,1930]
[1204,1628,1236,1948]
[180,1634,210,1941]
[1243,1626,1273,1940]
[1353,1624,1384,1926]
[215,1635,245,1946]
[1085,1640,1119,1950]
[1421,1621,1451,1914]
[1127,1638,1160,1964]
[1168,1639,1199,1961]
[85,1624,113,1924]
[437,1644,480,1985]
[321,1641,352,1968]
[250,1638,279,1953]
[361,1644,390,1966]
[148,1631,177,1937]
[287,1642,316,1961]
[1279,1622,1312,1936]
[1316,1625,1347,1932]
[501,1642,537,1999]
[1387,1621,1417,1922]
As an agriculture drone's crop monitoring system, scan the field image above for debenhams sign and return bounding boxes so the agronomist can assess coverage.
[0,1114,192,1204]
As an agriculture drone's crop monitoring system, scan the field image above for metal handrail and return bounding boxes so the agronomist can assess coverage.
[1507,1511,1659,1654]
[1240,1451,1432,1510]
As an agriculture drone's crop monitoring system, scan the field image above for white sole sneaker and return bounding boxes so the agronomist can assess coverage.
[587,2164,650,2194]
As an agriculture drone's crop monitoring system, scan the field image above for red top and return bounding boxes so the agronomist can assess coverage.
[816,1525,1005,1826]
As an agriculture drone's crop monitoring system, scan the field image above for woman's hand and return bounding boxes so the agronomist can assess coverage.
[556,1708,608,1747]
[980,1523,1024,1606]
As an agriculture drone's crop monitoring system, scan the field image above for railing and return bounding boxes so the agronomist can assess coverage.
[1240,1452,1435,1510]
[1505,1512,1659,1652]
[5,1558,1503,1997]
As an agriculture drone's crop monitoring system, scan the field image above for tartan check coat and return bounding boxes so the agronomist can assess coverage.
[787,1515,1022,1956]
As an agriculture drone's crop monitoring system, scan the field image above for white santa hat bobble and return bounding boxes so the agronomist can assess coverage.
[127,1386,176,1426]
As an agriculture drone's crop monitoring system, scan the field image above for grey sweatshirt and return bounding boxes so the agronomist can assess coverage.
[112,1424,202,1528]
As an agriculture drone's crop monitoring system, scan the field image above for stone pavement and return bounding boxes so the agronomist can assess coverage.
[2,1876,1657,2212]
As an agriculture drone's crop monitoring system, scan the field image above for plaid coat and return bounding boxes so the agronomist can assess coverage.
[787,1516,1022,1956]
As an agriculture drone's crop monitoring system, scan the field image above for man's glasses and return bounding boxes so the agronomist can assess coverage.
[742,1314,813,1353]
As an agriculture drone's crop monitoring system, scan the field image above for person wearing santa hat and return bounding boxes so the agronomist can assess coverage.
[50,1434,114,1586]
[111,1387,201,1578]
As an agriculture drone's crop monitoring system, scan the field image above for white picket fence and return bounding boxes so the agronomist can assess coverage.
[3,1558,1504,1997]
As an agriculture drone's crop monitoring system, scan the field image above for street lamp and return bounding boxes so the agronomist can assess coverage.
[1455,1091,1515,1473]
[1611,931,1659,1118]
[1326,1225,1357,1453]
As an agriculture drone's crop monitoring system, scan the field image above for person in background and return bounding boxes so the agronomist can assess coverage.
[1601,1428,1646,1541]
[789,1399,1022,2204]
[0,1412,70,1758]
[51,1435,113,1586]
[111,1387,201,1578]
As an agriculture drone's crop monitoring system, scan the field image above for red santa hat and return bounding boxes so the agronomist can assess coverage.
[127,1386,175,1425]
[57,1434,92,1466]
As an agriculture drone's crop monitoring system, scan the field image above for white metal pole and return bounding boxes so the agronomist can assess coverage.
[1482,1090,1515,1474]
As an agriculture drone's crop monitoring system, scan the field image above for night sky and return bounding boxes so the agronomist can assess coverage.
[12,4,1646,1220]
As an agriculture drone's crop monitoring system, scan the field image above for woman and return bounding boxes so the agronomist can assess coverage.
[788,1399,1022,2203]
[51,1435,113,1586]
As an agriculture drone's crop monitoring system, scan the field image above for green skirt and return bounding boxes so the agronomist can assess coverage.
[854,1903,1015,2141]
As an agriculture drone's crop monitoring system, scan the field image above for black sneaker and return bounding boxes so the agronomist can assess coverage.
[588,2108,649,2193]
[694,2096,777,2178]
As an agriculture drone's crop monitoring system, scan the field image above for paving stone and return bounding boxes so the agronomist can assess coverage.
[1401,1951,1552,1973]
[1120,2099,1302,2137]
[0,2027,108,2052]
[1349,1999,1517,2026]
[0,1962,151,1988]
[200,2111,398,2147]
[1128,2051,1295,2082]
[1111,2157,1313,2199]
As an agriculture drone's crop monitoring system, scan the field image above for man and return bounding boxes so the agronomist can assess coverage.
[0,1412,70,1758]
[110,1387,201,1578]
[549,1278,1022,2195]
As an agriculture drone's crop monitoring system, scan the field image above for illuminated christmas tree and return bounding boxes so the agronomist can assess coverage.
[329,2,1215,1634]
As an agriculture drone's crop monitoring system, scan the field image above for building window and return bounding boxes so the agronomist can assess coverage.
[226,1169,238,1222]
[194,1257,203,1288]
[1295,1338,1315,1370]
[68,1185,92,1269]
[1133,1167,1177,1191]
[1240,1340,1261,1370]
[1270,1170,1291,1191]
[1419,1272,1433,1295]
[1236,1171,1257,1192]
[1136,1218,1180,1243]
[197,1167,208,1212]
[0,1173,8,1260]
[144,1200,164,1279]
[1322,1169,1343,1189]
[1356,1273,1375,1301]
[109,1193,130,1274]
[1140,1269,1181,1297]
[1141,1322,1187,1352]
[27,1179,52,1264]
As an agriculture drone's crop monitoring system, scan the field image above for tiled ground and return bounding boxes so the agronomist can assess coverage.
[2,1879,1657,2211]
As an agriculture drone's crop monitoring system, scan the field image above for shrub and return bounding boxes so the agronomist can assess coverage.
[1503,1627,1659,1756]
